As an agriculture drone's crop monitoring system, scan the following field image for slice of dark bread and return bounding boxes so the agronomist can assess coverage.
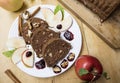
[42,38,71,67]
[31,29,60,58]
[78,0,120,21]
[21,17,48,44]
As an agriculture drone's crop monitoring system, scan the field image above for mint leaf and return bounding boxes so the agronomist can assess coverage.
[54,5,64,20]
[54,5,63,14]
[2,49,16,57]
[79,68,89,76]
[103,72,111,80]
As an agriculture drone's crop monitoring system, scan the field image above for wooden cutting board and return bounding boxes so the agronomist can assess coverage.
[58,0,120,49]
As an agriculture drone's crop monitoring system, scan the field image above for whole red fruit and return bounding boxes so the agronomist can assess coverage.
[75,55,103,82]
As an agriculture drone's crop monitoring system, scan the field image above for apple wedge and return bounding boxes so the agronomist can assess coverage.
[48,11,62,28]
[60,16,73,31]
[49,16,73,32]
[6,37,26,48]
[41,8,54,24]
[21,49,34,68]
[53,11,62,22]
[41,8,62,27]
[12,47,27,64]
[41,8,73,32]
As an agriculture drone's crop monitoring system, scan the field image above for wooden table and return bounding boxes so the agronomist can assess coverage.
[0,0,120,83]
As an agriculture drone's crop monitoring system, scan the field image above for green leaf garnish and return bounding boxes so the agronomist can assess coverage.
[102,72,111,80]
[54,5,64,20]
[79,68,89,76]
[2,48,16,57]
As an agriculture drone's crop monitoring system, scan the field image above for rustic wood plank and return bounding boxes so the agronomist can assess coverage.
[58,0,120,49]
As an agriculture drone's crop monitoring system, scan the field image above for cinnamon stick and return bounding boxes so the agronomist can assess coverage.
[30,6,41,18]
[18,15,23,36]
[18,7,40,36]
[5,69,21,83]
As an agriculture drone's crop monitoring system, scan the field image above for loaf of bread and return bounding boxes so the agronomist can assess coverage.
[78,0,120,22]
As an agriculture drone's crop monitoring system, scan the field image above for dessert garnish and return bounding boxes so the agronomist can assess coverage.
[18,15,23,36]
[64,30,74,41]
[30,7,40,18]
[54,5,64,20]
[26,51,32,57]
[60,59,68,69]
[56,24,62,29]
[2,48,17,57]
[35,59,46,69]
[67,53,75,61]
[53,65,61,73]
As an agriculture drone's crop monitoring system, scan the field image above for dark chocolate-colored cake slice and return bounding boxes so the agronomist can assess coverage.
[42,38,71,67]
[31,29,60,58]
[78,0,120,21]
[21,17,48,44]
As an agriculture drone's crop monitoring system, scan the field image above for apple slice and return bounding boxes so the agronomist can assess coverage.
[21,49,34,68]
[12,47,27,64]
[53,11,62,22]
[60,16,73,31]
[49,16,73,32]
[41,8,62,27]
[6,37,26,48]
[41,8,54,24]
[48,11,62,27]
[41,8,73,32]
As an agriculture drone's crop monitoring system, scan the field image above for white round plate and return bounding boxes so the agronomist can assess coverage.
[8,5,82,78]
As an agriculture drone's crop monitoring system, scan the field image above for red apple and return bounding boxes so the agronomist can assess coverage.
[75,55,103,82]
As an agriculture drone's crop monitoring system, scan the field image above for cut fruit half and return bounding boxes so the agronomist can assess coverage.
[21,49,34,68]
[41,8,73,32]
[48,11,62,28]
[41,8,54,24]
[53,11,62,22]
[12,47,27,64]
[49,16,73,32]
